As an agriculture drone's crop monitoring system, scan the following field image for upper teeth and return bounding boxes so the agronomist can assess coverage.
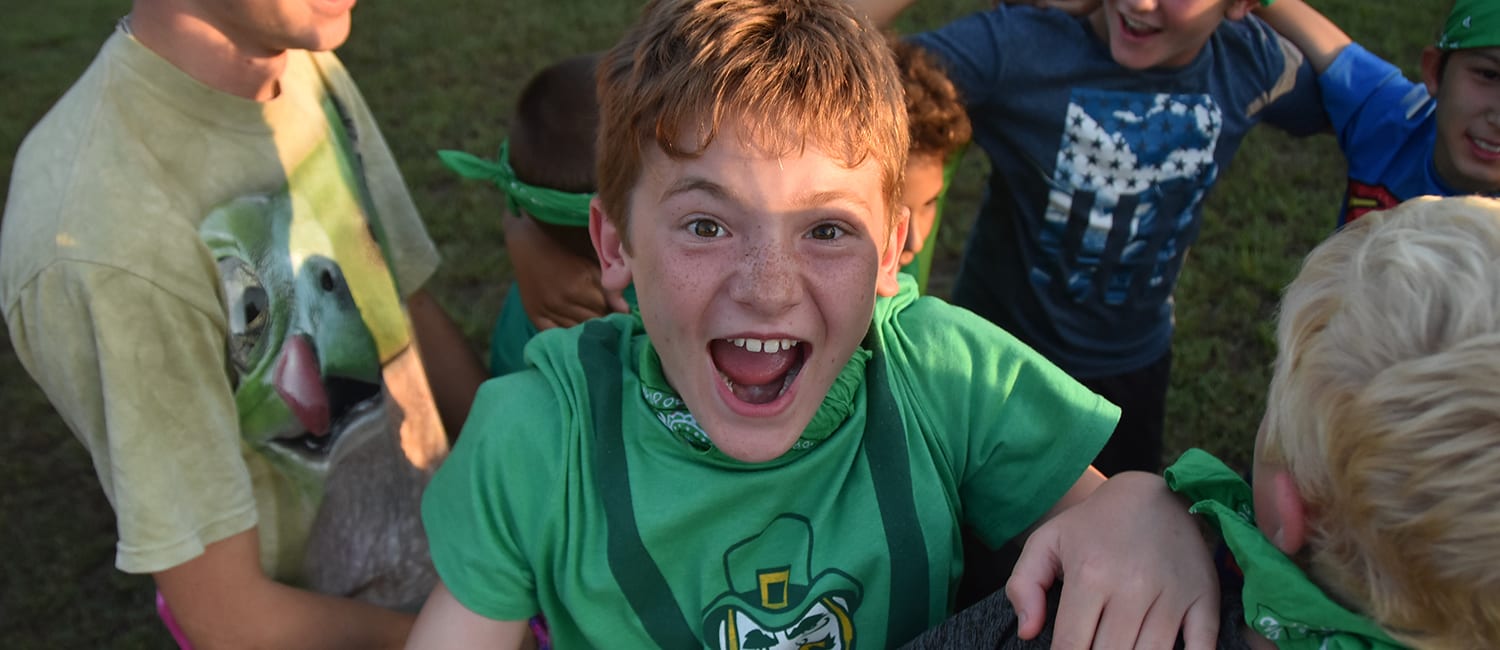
[1476,138,1500,153]
[1124,15,1151,30]
[729,338,799,354]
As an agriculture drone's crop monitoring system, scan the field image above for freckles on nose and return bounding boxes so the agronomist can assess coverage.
[735,243,798,302]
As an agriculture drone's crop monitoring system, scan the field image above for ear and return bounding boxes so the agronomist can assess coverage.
[1262,468,1309,556]
[876,205,910,297]
[590,197,634,292]
[1225,0,1256,21]
[1420,45,1444,97]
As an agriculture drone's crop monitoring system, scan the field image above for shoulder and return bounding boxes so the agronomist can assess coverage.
[878,281,1038,372]
[2,112,218,320]
[1210,13,1298,71]
[1322,41,1421,100]
[465,315,641,445]
[912,6,1093,86]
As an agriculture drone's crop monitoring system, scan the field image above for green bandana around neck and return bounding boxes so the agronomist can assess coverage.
[1164,450,1406,650]
[437,139,593,227]
[1439,0,1500,50]
[635,339,871,463]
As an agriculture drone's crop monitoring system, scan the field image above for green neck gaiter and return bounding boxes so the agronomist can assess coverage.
[1164,449,1405,650]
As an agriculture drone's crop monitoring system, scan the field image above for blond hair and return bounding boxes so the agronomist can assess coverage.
[1261,195,1500,648]
[595,0,908,247]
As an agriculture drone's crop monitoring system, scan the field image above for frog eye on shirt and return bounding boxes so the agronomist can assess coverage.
[217,256,270,377]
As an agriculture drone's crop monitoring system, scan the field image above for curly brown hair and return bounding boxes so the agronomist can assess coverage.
[890,37,970,163]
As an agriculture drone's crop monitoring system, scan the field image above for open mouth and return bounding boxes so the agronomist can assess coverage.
[274,376,382,459]
[1471,135,1500,157]
[709,337,807,406]
[1118,12,1160,38]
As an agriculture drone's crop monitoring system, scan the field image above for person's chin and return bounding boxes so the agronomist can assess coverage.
[707,426,802,463]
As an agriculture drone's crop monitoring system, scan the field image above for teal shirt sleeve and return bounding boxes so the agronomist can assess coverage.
[879,281,1119,547]
[421,373,560,621]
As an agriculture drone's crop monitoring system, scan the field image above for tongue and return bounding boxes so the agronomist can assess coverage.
[710,339,799,404]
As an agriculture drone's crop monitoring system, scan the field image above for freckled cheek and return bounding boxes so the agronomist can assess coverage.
[804,253,881,300]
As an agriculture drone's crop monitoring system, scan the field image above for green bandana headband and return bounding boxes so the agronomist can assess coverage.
[1165,450,1406,650]
[437,139,594,228]
[1438,0,1500,50]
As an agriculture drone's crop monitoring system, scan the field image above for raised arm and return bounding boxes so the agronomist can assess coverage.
[1255,0,1353,73]
[154,528,415,650]
[503,212,628,330]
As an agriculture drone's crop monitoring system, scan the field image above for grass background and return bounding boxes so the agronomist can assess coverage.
[1,0,1435,646]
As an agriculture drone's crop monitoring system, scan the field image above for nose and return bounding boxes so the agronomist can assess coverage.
[905,217,924,257]
[1118,0,1155,12]
[728,240,802,315]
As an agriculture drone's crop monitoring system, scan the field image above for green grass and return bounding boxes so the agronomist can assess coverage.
[0,0,1438,646]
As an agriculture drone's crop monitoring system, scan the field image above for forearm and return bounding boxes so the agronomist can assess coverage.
[1255,0,1352,73]
[406,582,532,649]
[407,288,485,438]
[1030,464,1106,534]
[155,529,415,650]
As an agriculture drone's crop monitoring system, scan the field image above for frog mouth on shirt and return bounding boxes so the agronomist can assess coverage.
[273,378,385,466]
[265,333,388,468]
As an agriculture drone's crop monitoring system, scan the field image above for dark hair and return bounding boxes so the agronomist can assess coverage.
[509,53,601,194]
[890,37,970,163]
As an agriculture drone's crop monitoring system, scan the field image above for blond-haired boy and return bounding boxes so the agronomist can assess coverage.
[1167,195,1500,648]
[408,0,1222,647]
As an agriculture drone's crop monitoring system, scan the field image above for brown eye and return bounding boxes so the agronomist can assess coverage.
[809,223,844,240]
[689,218,724,238]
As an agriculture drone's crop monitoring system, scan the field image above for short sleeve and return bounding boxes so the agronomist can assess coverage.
[909,7,1019,108]
[881,290,1118,547]
[421,374,560,621]
[1320,43,1430,154]
[6,261,256,573]
[1241,19,1329,136]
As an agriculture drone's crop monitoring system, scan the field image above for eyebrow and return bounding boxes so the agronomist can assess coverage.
[1466,50,1500,68]
[660,176,874,213]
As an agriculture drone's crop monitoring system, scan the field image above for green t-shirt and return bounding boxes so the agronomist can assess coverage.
[423,278,1117,648]
[0,28,444,586]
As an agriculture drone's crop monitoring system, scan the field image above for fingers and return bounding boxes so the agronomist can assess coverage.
[1003,530,1063,640]
[1179,592,1220,650]
[1047,564,1105,650]
[1128,594,1177,650]
[1087,578,1153,650]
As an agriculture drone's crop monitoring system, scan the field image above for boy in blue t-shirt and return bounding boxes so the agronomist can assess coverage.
[856,0,1327,476]
[407,0,1226,647]
[1256,0,1500,225]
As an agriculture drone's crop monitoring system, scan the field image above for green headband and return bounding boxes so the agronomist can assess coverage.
[1438,0,1500,50]
[437,139,594,228]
